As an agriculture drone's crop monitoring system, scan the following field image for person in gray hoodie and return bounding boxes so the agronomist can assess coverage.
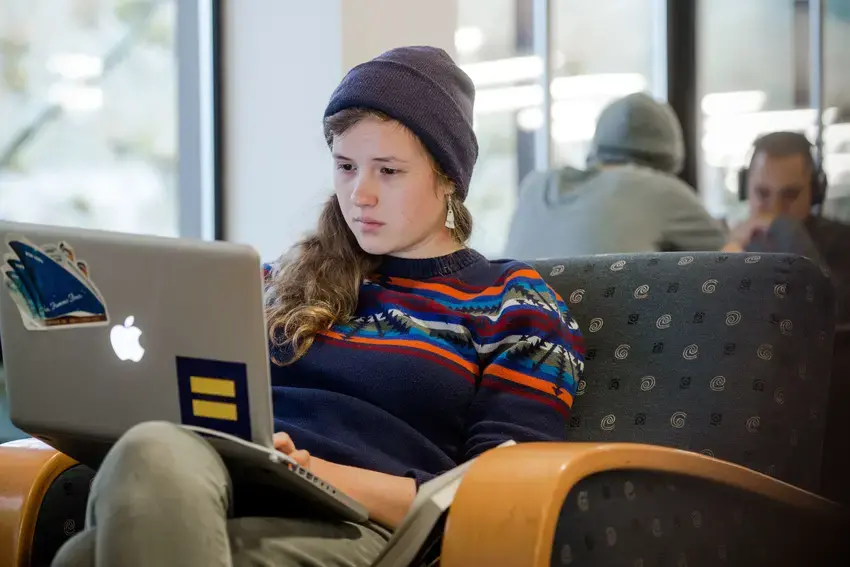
[504,92,726,259]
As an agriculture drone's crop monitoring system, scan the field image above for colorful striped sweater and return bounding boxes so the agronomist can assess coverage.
[265,249,585,485]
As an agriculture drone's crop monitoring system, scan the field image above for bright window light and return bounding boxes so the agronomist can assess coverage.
[475,84,542,114]
[550,73,647,99]
[701,91,767,116]
[517,107,544,131]
[461,56,543,87]
[46,53,103,81]
[455,26,485,55]
[48,83,104,112]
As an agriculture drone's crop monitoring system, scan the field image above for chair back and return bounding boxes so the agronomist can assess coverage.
[533,252,835,492]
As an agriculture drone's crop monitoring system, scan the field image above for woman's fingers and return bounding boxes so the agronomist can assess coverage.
[272,432,296,454]
[290,449,311,468]
[273,433,310,468]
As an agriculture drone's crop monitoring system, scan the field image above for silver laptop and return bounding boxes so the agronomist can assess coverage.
[0,220,367,522]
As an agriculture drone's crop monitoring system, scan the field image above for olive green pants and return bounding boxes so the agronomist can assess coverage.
[52,421,390,567]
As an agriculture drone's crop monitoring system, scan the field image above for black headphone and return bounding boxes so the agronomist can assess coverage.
[737,131,828,206]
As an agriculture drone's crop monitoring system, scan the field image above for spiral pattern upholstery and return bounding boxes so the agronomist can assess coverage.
[533,252,835,492]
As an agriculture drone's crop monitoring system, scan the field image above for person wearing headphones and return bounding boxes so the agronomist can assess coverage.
[728,130,850,510]
[723,131,850,308]
[722,131,843,260]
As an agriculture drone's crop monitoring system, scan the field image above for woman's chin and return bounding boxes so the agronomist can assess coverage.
[355,235,393,256]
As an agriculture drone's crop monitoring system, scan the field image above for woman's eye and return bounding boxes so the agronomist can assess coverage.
[337,163,354,172]
[380,167,399,175]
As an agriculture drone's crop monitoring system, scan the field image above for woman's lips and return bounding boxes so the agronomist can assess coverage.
[355,218,385,232]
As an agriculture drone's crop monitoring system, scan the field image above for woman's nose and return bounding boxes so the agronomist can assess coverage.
[351,175,378,207]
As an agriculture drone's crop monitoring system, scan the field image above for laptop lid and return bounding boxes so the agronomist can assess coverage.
[0,221,274,465]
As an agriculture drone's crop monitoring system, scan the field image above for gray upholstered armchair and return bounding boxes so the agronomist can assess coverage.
[535,252,835,491]
[2,253,844,566]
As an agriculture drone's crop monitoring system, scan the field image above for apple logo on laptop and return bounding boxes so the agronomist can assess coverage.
[110,316,145,362]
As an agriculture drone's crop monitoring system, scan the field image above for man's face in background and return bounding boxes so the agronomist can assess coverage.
[747,151,813,221]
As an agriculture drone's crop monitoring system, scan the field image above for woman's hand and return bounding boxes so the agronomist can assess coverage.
[273,432,312,469]
[273,432,415,528]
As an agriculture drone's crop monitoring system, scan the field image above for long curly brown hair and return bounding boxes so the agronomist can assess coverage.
[264,107,473,365]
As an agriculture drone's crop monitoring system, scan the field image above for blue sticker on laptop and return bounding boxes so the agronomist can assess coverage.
[175,356,252,441]
[2,236,109,331]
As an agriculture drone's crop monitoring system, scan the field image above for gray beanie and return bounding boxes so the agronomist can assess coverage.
[587,92,685,174]
[324,46,479,200]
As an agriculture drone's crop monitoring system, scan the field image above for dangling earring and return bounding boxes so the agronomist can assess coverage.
[445,196,456,229]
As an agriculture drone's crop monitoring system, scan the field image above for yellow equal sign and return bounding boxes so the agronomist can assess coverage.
[190,376,238,421]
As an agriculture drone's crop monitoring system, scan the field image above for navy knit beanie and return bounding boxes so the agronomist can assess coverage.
[324,46,478,201]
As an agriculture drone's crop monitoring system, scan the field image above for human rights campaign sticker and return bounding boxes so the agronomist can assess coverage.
[175,356,252,441]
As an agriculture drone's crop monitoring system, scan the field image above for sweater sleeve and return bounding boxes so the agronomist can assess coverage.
[463,265,585,461]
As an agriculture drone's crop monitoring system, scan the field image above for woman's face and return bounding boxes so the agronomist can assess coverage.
[332,116,457,258]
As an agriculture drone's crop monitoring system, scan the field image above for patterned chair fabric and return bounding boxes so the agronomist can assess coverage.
[532,253,836,492]
[550,469,843,567]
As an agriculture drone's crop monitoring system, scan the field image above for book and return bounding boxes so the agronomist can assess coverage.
[370,439,517,567]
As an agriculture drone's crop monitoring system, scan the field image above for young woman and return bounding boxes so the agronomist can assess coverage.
[54,46,585,567]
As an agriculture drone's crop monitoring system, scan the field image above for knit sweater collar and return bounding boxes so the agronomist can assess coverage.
[376,248,485,279]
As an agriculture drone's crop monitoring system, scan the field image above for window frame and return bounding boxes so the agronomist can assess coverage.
[177,0,224,240]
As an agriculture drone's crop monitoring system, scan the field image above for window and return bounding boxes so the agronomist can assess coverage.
[0,0,213,237]
[698,0,819,222]
[456,0,529,258]
[823,0,850,220]
[458,0,661,257]
[550,0,659,169]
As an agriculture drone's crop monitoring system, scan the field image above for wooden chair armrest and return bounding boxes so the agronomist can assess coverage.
[442,442,839,567]
[0,438,77,567]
